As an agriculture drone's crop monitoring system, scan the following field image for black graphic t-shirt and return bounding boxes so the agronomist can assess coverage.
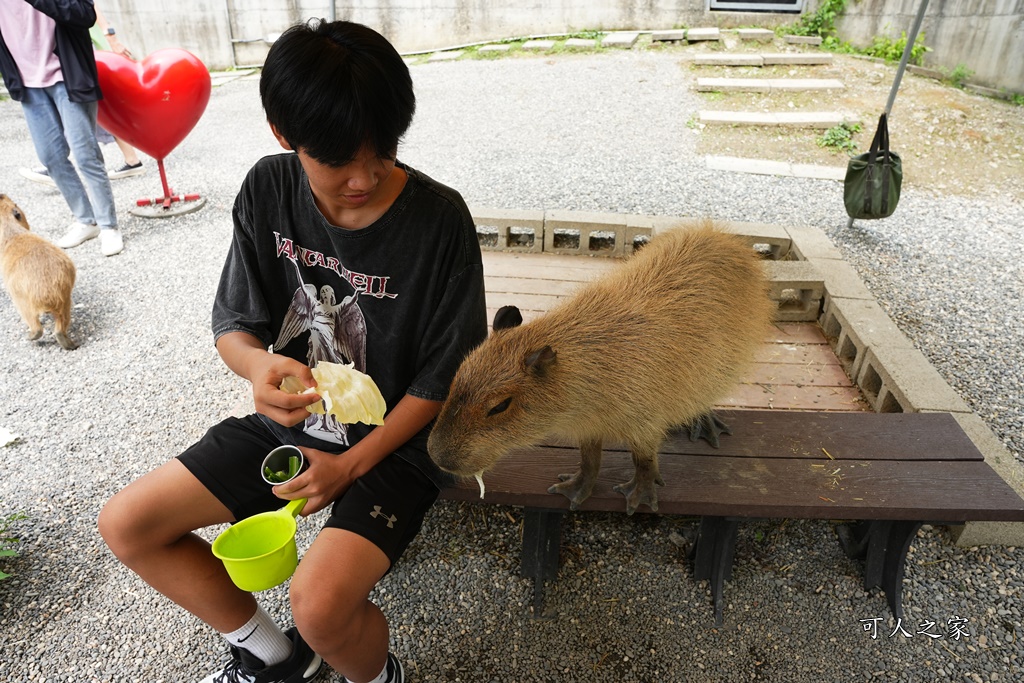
[212,153,487,487]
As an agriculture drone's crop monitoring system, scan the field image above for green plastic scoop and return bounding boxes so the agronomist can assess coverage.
[212,497,307,592]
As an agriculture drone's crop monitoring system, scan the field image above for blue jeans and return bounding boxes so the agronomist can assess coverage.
[20,82,117,230]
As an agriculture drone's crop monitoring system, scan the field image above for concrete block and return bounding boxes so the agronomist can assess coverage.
[737,28,775,42]
[789,163,846,181]
[706,154,791,174]
[785,224,843,260]
[762,53,833,65]
[543,210,628,257]
[700,111,854,129]
[856,346,971,414]
[652,29,685,42]
[907,64,945,81]
[715,220,792,260]
[768,78,845,92]
[470,207,545,254]
[775,112,856,129]
[764,260,824,322]
[602,32,640,49]
[687,27,721,42]
[784,35,823,45]
[943,412,1024,546]
[622,218,655,254]
[693,54,763,66]
[428,50,464,62]
[563,38,597,50]
[818,297,915,380]
[696,77,771,93]
[699,110,777,126]
[806,258,874,301]
[522,39,555,51]
[477,44,511,53]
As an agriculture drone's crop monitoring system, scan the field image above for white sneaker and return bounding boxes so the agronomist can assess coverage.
[56,221,100,248]
[19,166,56,187]
[99,229,124,256]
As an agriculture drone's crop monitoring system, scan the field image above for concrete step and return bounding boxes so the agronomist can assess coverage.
[696,77,845,93]
[686,27,721,42]
[602,32,640,48]
[694,53,833,67]
[706,155,846,181]
[737,28,775,42]
[699,110,858,129]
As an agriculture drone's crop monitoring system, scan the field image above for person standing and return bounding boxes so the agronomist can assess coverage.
[0,0,124,256]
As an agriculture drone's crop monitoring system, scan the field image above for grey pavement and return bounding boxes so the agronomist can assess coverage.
[0,49,1022,682]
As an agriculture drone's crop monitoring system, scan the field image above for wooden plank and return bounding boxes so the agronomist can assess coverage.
[741,362,854,387]
[540,411,986,462]
[720,383,867,411]
[768,322,829,345]
[486,275,583,297]
[442,450,1024,522]
[755,344,842,365]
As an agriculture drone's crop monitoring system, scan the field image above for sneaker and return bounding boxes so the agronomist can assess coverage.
[19,166,56,186]
[108,161,145,179]
[56,221,100,249]
[199,627,323,683]
[99,228,124,256]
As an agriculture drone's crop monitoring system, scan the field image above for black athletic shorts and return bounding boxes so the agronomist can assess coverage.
[178,415,439,567]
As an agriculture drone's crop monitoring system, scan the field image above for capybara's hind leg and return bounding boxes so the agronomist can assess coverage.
[613,441,665,515]
[687,411,732,448]
[12,299,43,341]
[52,299,78,350]
[548,439,602,510]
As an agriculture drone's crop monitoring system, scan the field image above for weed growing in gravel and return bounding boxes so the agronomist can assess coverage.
[817,122,862,154]
[1,512,27,580]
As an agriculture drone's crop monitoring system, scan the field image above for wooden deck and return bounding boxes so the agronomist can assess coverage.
[482,250,868,413]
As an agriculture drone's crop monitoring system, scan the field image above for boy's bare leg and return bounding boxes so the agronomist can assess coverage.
[291,528,391,683]
[98,459,258,632]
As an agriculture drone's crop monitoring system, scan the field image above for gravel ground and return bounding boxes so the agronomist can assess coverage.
[1,47,1022,683]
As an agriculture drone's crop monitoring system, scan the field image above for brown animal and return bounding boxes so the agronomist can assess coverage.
[0,194,78,350]
[428,222,774,514]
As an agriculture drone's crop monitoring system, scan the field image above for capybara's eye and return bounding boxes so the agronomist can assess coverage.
[487,397,512,417]
[13,210,22,221]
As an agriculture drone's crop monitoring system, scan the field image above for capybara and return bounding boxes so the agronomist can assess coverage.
[428,221,774,514]
[0,194,78,350]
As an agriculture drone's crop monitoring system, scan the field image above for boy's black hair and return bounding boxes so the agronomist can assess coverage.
[260,19,415,167]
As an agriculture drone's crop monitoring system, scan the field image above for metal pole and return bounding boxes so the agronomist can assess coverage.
[847,0,929,229]
[884,0,930,116]
[328,2,336,22]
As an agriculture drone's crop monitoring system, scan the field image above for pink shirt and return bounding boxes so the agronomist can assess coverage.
[0,0,63,87]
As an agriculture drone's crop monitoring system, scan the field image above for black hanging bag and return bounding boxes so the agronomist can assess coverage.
[844,113,903,220]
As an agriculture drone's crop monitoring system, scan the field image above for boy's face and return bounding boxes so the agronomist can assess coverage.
[270,124,401,228]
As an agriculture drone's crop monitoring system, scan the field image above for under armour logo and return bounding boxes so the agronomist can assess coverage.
[370,505,397,528]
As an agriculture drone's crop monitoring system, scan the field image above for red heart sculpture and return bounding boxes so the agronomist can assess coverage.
[95,49,212,161]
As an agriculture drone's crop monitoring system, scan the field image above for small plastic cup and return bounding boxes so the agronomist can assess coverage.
[261,445,306,485]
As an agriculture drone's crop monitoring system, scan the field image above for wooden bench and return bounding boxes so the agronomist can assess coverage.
[439,409,1024,626]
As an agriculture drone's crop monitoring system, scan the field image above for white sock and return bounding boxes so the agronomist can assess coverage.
[222,606,293,667]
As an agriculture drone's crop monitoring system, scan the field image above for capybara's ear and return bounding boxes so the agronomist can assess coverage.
[493,305,523,331]
[525,346,556,375]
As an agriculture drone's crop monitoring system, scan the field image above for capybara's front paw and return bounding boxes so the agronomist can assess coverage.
[548,471,594,510]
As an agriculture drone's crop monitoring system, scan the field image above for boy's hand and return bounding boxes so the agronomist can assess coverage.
[271,445,364,514]
[215,332,321,427]
[248,353,322,427]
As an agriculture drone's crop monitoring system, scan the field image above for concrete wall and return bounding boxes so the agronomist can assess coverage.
[99,1,1022,92]
[99,0,798,70]
[835,0,1024,93]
